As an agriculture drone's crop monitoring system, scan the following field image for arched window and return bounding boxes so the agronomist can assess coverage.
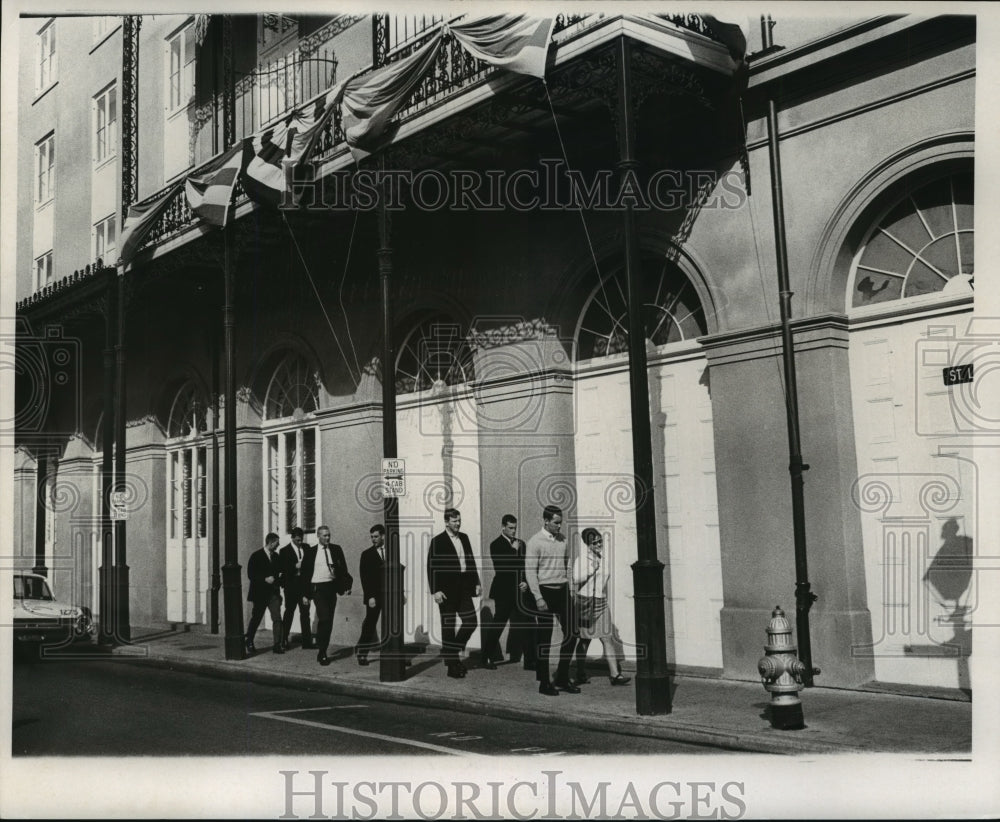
[395,315,475,394]
[851,172,973,307]
[167,382,208,438]
[262,352,319,536]
[165,383,210,545]
[576,258,706,360]
[263,351,320,419]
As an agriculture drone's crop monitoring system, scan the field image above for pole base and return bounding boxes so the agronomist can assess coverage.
[768,701,805,730]
[635,673,673,715]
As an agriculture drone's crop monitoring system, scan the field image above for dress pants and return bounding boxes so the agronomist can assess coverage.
[357,601,382,656]
[535,584,575,686]
[247,593,283,649]
[438,589,477,663]
[508,588,539,665]
[281,586,312,646]
[312,582,339,654]
[482,590,516,661]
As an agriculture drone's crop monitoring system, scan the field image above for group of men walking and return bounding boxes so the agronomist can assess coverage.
[245,523,387,666]
[245,503,630,695]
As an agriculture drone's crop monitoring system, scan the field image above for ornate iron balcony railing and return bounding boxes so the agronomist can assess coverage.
[62,12,734,273]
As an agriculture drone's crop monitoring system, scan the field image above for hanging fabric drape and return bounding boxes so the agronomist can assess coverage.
[447,15,554,79]
[341,31,445,162]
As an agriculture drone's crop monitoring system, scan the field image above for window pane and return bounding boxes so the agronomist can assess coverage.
[197,447,207,538]
[182,450,192,539]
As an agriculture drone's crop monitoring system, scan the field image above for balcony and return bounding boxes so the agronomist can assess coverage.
[18,11,744,315]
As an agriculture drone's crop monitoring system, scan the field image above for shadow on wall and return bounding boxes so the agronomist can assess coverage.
[906,517,973,694]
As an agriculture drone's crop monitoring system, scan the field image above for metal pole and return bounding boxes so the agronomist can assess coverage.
[98,277,116,645]
[113,266,131,643]
[378,155,406,682]
[33,452,48,576]
[765,97,817,686]
[210,314,221,634]
[615,37,671,715]
[221,219,246,659]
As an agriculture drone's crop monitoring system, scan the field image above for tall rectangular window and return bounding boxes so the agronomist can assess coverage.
[167,23,196,112]
[38,20,56,90]
[94,84,117,163]
[34,251,53,289]
[265,428,318,535]
[35,134,55,204]
[94,214,117,264]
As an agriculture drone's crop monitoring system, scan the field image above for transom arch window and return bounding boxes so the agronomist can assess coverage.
[165,382,209,545]
[395,315,475,394]
[262,352,320,536]
[264,351,320,420]
[851,171,974,308]
[575,258,707,361]
[167,381,209,439]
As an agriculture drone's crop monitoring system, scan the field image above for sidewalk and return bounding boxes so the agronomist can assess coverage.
[113,626,971,756]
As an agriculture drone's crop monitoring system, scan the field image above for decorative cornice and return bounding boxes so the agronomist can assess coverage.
[469,319,560,350]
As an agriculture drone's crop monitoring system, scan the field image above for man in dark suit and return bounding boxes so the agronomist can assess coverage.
[482,514,536,669]
[310,524,353,666]
[279,527,316,649]
[356,524,386,666]
[245,532,284,655]
[427,507,480,679]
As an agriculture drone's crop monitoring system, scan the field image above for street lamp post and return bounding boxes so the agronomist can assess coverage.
[614,36,672,715]
[378,157,406,683]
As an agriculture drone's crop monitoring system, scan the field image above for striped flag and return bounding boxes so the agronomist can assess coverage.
[448,15,554,79]
[185,142,248,227]
[118,181,185,266]
[242,79,348,208]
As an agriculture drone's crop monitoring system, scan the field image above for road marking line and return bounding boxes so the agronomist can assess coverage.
[250,711,490,756]
[265,706,367,714]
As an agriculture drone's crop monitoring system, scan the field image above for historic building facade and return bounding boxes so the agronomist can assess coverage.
[12,12,976,693]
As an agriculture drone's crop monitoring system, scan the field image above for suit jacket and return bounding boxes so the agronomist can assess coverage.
[360,545,386,604]
[488,534,524,601]
[310,542,354,595]
[246,547,283,603]
[427,529,481,605]
[279,542,316,599]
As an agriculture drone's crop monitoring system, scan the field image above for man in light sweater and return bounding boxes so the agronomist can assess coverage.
[524,504,580,695]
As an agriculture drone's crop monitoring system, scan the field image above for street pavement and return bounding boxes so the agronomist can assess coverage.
[61,624,974,756]
[12,653,709,756]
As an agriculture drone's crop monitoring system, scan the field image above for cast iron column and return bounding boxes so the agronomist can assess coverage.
[113,267,131,643]
[766,98,817,685]
[378,156,406,682]
[210,316,221,633]
[615,37,672,714]
[98,279,117,645]
[33,452,48,576]
[221,219,246,659]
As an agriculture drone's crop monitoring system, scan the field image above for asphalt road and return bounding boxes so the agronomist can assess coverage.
[12,649,711,756]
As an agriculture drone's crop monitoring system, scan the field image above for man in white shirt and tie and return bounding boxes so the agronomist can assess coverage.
[279,527,316,650]
[427,508,481,679]
[310,525,353,666]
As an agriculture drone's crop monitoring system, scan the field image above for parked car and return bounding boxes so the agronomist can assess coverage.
[12,573,94,652]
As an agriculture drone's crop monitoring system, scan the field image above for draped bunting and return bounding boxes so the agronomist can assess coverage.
[118,181,185,266]
[185,142,248,227]
[447,15,555,79]
[242,78,350,207]
[341,31,445,162]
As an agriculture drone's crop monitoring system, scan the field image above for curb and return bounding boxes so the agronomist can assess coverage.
[115,649,862,756]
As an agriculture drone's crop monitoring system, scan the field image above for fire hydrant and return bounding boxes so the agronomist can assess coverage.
[757,605,808,730]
